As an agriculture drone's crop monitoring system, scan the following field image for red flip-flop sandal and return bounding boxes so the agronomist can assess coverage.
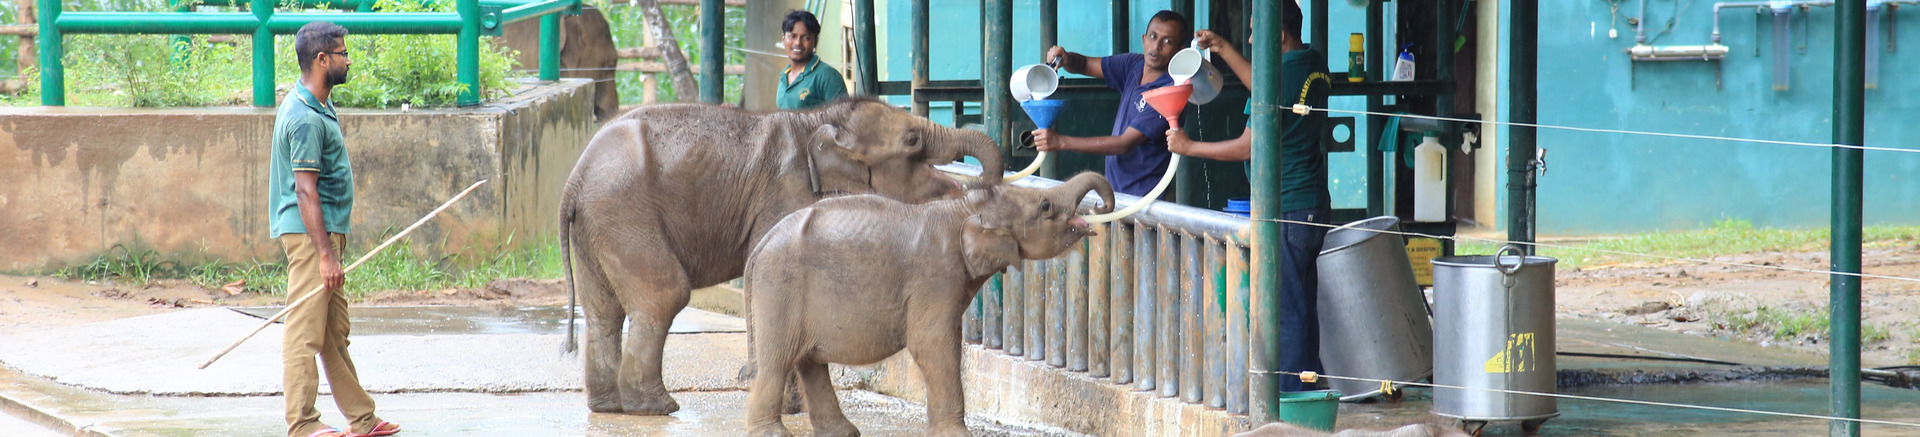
[347,421,400,437]
[306,427,346,437]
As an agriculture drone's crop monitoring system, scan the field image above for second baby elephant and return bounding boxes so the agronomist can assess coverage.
[742,173,1115,437]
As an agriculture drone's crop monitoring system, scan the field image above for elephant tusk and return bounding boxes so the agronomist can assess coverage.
[1082,154,1181,224]
[1003,151,1048,183]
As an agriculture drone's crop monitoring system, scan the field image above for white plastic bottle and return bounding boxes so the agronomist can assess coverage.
[1392,45,1416,81]
[1414,132,1446,223]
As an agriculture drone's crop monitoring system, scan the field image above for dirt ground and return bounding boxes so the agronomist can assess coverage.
[1553,243,1920,367]
[5,241,1917,366]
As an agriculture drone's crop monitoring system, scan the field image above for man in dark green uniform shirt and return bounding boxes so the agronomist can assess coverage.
[1166,2,1331,393]
[776,10,847,110]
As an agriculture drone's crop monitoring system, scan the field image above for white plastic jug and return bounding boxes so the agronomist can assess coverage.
[1167,40,1224,104]
[1414,133,1446,223]
[1011,63,1060,102]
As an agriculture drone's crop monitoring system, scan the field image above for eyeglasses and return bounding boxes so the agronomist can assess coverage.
[320,50,349,59]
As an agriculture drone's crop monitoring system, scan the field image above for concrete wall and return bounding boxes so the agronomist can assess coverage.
[0,79,595,271]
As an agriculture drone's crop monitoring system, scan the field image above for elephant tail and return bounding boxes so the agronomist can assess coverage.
[560,182,580,355]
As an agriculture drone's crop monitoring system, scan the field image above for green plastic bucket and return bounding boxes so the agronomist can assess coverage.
[1274,390,1341,431]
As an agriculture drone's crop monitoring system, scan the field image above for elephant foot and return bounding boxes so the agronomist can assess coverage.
[587,393,623,413]
[748,423,793,437]
[621,393,681,415]
[927,426,973,437]
[811,419,861,437]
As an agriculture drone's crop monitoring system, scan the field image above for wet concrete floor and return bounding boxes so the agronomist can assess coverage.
[1337,379,1920,436]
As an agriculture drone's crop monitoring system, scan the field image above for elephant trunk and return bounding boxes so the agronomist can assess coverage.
[958,129,1004,186]
[1057,172,1116,214]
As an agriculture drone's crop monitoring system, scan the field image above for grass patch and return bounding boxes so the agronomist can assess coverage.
[1696,299,1905,346]
[52,235,565,301]
[1457,219,1920,269]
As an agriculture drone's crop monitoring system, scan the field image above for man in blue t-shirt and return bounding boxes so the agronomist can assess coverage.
[1031,10,1189,198]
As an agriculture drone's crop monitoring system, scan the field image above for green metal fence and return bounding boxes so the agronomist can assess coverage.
[36,0,579,107]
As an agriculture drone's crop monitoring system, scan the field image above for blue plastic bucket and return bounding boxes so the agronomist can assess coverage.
[1224,198,1251,216]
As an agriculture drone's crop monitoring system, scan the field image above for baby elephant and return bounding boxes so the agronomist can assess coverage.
[742,173,1115,437]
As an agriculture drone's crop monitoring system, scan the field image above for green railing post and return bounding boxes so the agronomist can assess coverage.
[853,0,876,96]
[983,0,1012,154]
[1038,0,1056,179]
[1364,0,1384,216]
[169,0,193,65]
[1508,0,1538,252]
[38,0,62,106]
[539,12,560,81]
[699,0,723,103]
[252,0,275,107]
[456,0,480,105]
[1830,0,1865,435]
[1110,0,1128,53]
[1247,0,1283,424]
[909,0,929,116]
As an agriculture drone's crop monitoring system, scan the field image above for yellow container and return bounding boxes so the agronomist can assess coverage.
[1348,33,1365,82]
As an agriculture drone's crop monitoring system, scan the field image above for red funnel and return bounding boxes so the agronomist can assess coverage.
[1142,84,1193,127]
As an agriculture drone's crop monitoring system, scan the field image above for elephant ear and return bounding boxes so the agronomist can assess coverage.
[810,123,866,164]
[962,203,1018,278]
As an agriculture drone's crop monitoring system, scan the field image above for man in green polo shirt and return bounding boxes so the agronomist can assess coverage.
[267,21,400,437]
[1165,2,1331,393]
[776,10,846,110]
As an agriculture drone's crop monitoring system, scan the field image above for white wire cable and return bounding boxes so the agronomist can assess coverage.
[1252,217,1920,283]
[1280,105,1920,154]
[1250,369,1920,429]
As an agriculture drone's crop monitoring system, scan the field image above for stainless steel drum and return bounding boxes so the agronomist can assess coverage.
[1431,246,1558,432]
[1316,216,1434,402]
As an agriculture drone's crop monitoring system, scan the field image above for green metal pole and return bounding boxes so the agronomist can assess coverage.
[1039,0,1057,179]
[169,0,193,65]
[910,0,929,116]
[1507,0,1537,252]
[38,0,62,106]
[1111,0,1129,53]
[984,0,1012,156]
[699,0,724,103]
[853,0,877,96]
[1310,0,1327,49]
[1364,0,1383,216]
[1247,0,1283,424]
[539,13,560,81]
[1830,1,1865,436]
[251,0,273,107]
[1168,0,1192,204]
[457,0,480,105]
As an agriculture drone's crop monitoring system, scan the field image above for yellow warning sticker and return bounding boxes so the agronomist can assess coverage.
[1406,237,1442,286]
[1483,332,1536,373]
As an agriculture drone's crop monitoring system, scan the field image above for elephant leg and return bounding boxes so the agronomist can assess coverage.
[796,358,858,437]
[745,343,795,436]
[907,319,971,437]
[576,255,625,413]
[602,240,691,415]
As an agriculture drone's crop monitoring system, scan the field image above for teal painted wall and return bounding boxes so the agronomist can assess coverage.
[1524,1,1920,234]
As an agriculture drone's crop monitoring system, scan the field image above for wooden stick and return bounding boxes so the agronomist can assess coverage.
[199,179,489,369]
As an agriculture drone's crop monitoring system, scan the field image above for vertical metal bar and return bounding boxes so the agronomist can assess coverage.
[1311,0,1328,49]
[1508,0,1538,252]
[910,0,929,116]
[37,0,61,105]
[456,0,481,106]
[249,0,272,107]
[1832,0,1865,435]
[1088,224,1110,376]
[984,274,1003,348]
[984,0,1014,153]
[1158,225,1180,398]
[1027,259,1047,362]
[1005,262,1025,356]
[853,0,877,96]
[1067,242,1088,371]
[1226,243,1250,414]
[964,289,982,344]
[1047,258,1067,366]
[1134,222,1157,391]
[1365,0,1384,216]
[1249,0,1285,423]
[1182,233,1203,403]
[539,13,561,81]
[1111,222,1135,384]
[1038,0,1059,179]
[1111,0,1130,53]
[699,0,726,103]
[1205,238,1226,409]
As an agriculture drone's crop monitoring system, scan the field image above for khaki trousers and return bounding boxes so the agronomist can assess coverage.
[279,233,381,437]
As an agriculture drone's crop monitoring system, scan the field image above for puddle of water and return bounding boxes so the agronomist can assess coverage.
[228,306,745,336]
[1338,379,1920,436]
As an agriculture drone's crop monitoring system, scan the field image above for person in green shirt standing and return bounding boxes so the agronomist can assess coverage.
[1166,1,1331,393]
[267,21,400,437]
[776,10,847,110]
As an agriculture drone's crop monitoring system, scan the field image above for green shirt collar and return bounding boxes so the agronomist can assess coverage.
[781,57,822,89]
[291,79,338,120]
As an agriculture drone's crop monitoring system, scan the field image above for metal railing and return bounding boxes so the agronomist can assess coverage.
[33,0,580,107]
[941,163,1259,415]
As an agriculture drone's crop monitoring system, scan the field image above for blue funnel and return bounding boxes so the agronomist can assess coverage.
[1020,99,1066,130]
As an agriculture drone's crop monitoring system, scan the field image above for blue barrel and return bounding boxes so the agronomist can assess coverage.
[1223,198,1251,216]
